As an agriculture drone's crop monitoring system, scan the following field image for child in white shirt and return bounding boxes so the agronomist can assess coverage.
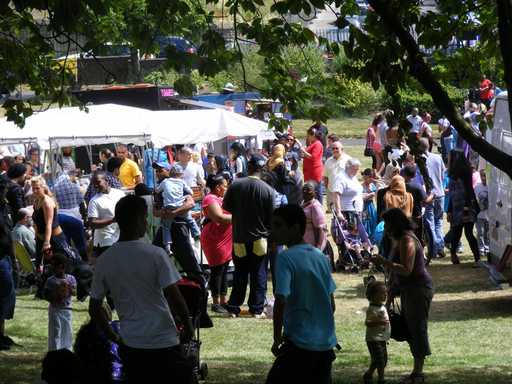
[364,281,391,384]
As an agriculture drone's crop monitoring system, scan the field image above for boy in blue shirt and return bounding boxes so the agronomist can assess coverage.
[266,204,337,384]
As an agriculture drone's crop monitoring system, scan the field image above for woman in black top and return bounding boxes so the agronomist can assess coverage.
[373,209,434,384]
[30,176,71,264]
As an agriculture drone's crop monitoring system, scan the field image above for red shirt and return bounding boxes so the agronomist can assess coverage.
[480,79,493,100]
[303,140,324,182]
[200,194,232,266]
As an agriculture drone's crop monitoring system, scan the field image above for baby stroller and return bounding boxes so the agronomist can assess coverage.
[330,206,372,273]
[176,277,209,382]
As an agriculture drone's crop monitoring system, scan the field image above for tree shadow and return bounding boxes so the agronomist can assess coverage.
[427,262,497,294]
[430,294,512,322]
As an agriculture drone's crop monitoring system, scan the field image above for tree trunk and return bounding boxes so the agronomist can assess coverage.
[497,0,512,135]
[368,0,512,180]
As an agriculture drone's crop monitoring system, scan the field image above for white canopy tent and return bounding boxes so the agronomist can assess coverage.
[0,103,274,147]
[0,104,152,149]
[148,108,271,147]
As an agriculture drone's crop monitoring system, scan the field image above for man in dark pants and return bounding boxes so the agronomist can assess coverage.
[223,154,274,317]
[266,205,337,384]
[89,195,194,384]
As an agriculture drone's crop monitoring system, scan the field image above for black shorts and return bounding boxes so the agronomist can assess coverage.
[367,341,388,369]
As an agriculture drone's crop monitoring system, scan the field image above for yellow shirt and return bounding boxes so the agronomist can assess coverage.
[119,158,142,188]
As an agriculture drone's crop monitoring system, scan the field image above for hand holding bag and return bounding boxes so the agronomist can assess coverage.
[388,299,411,342]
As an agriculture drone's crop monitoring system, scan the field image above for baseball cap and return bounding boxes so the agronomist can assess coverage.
[248,154,266,169]
[152,161,171,171]
[170,163,184,174]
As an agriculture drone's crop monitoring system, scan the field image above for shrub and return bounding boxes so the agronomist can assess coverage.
[381,84,467,120]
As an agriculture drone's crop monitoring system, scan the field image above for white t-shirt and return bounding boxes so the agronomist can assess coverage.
[365,304,391,342]
[425,152,446,197]
[323,154,351,192]
[88,188,125,247]
[181,161,205,188]
[90,240,181,349]
[407,114,423,134]
[333,171,364,212]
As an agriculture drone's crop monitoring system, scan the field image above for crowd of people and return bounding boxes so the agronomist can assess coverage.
[0,91,495,383]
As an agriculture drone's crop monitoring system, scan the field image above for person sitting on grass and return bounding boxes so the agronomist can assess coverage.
[266,204,337,384]
[44,253,77,351]
[364,280,391,384]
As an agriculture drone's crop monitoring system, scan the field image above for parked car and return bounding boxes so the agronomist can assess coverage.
[156,36,197,58]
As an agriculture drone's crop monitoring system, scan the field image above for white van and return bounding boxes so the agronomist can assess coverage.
[489,92,512,261]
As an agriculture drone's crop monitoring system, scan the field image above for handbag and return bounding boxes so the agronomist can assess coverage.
[388,299,411,342]
[364,147,374,157]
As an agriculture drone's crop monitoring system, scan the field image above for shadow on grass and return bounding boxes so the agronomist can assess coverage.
[184,355,512,384]
[431,294,512,322]
[0,350,43,384]
[428,262,496,294]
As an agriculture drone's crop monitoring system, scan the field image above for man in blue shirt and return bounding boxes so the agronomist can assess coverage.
[266,204,337,384]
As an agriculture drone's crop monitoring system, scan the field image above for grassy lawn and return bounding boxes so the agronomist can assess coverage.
[293,116,372,139]
[2,145,512,384]
[3,254,512,384]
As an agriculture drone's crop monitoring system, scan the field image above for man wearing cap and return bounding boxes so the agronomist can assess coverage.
[6,163,27,217]
[88,171,126,258]
[116,144,142,190]
[323,141,351,210]
[156,162,200,251]
[178,147,205,188]
[222,154,275,318]
[152,162,203,276]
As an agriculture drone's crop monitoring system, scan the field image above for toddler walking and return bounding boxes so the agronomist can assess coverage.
[44,253,77,351]
[364,281,390,384]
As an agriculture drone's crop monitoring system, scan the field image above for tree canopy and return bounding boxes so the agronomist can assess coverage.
[2,0,512,176]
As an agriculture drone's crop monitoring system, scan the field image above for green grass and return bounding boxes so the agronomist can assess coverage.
[293,116,372,139]
[2,145,512,384]
[4,255,511,384]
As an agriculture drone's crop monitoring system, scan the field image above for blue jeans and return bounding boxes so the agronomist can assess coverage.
[423,197,445,257]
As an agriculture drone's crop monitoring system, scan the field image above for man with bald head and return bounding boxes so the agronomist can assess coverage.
[116,144,142,190]
[323,140,351,209]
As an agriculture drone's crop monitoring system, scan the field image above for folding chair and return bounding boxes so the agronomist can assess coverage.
[14,241,36,292]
